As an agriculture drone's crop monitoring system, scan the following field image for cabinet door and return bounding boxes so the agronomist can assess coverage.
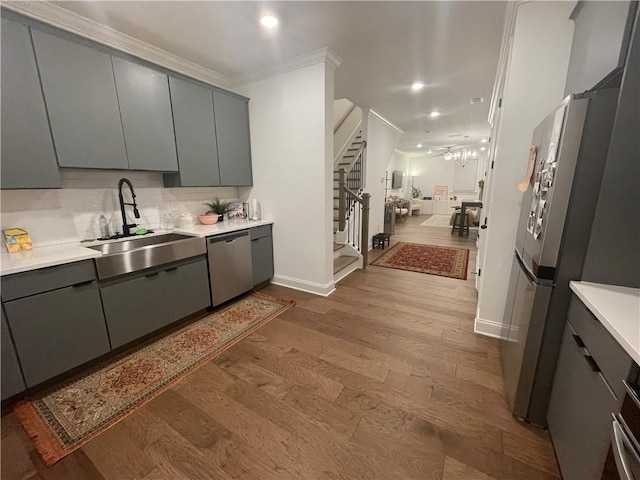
[1,307,25,400]
[112,58,178,171]
[1,19,60,189]
[4,282,110,387]
[165,77,220,186]
[100,273,169,349]
[547,323,618,480]
[213,91,253,186]
[31,30,128,169]
[251,233,274,287]
[162,258,211,323]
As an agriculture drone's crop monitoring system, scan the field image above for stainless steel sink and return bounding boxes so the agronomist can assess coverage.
[88,234,206,279]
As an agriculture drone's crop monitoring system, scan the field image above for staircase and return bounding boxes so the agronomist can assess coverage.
[332,130,370,282]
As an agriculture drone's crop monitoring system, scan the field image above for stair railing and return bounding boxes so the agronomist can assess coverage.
[337,140,370,267]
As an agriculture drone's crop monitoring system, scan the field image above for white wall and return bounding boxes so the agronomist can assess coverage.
[385,150,411,198]
[237,61,335,296]
[333,98,353,126]
[0,170,238,246]
[363,110,403,238]
[407,154,483,201]
[475,1,575,337]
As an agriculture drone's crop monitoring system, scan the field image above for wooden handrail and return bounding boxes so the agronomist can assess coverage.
[334,104,357,134]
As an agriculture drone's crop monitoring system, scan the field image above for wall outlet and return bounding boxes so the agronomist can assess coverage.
[380,176,385,183]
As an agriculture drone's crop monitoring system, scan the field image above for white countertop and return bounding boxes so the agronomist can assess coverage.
[570,281,640,365]
[173,219,273,237]
[0,219,273,276]
[0,244,102,276]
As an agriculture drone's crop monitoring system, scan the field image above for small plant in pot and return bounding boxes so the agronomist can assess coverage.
[202,197,230,224]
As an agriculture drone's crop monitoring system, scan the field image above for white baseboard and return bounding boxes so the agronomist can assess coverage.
[271,274,336,297]
[474,317,509,339]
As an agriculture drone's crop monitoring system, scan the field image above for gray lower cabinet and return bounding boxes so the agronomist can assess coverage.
[100,257,210,349]
[1,18,60,189]
[31,29,129,170]
[112,58,178,172]
[164,77,221,187]
[4,282,110,387]
[1,307,26,400]
[100,272,170,349]
[250,225,274,286]
[162,259,211,323]
[213,90,253,186]
[547,295,635,480]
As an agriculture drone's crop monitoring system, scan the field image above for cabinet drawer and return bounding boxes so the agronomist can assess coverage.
[1,260,96,301]
[250,225,271,240]
[568,295,633,398]
[4,282,110,387]
[163,257,211,323]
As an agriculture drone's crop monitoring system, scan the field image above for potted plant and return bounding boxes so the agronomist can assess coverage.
[411,186,422,199]
[202,197,230,223]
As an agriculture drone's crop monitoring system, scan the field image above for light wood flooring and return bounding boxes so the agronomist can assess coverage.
[1,215,560,479]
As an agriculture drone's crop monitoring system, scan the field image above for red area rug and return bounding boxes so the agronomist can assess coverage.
[14,291,295,466]
[371,242,469,280]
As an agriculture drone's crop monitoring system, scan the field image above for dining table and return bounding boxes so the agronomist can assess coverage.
[456,201,483,237]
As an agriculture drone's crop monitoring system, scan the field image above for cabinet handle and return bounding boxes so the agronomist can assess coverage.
[72,280,93,288]
[572,334,585,348]
[165,267,178,272]
[145,272,160,278]
[584,354,600,373]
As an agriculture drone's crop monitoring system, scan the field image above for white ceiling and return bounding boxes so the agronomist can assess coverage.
[53,1,507,154]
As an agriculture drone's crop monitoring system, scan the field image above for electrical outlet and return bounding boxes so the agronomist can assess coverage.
[380,176,385,183]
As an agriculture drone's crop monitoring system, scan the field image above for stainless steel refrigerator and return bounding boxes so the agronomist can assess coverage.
[501,88,619,427]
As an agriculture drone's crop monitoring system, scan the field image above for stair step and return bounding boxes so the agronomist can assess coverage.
[333,243,345,252]
[333,255,359,274]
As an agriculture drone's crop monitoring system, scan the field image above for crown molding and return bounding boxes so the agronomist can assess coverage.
[2,0,232,89]
[368,109,404,135]
[233,47,343,87]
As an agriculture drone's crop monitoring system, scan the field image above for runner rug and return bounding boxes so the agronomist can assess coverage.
[371,242,469,280]
[14,291,295,466]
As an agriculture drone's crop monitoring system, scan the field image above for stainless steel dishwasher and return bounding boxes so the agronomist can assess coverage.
[207,230,253,306]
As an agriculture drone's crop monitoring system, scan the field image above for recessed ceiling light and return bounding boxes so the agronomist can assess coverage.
[260,15,279,28]
[430,111,441,118]
[417,143,422,148]
[427,150,432,154]
[480,147,486,151]
[411,81,425,91]
[480,138,488,143]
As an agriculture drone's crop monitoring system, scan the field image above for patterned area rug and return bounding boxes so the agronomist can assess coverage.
[371,242,469,280]
[420,215,452,228]
[14,291,295,467]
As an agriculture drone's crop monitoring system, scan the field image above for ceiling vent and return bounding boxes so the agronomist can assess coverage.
[470,97,484,104]
[448,133,463,138]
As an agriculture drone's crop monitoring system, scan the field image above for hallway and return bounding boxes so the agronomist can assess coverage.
[1,215,560,479]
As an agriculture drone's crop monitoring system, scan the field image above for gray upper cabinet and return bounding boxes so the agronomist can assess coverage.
[31,29,129,170]
[564,1,637,95]
[1,18,60,189]
[112,58,178,172]
[164,77,220,186]
[213,91,253,186]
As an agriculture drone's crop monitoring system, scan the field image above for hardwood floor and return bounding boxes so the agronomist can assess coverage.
[1,215,560,480]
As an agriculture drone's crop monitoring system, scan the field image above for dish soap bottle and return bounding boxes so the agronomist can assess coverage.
[98,215,110,239]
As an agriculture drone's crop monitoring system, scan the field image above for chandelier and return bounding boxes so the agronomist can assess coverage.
[443,136,478,167]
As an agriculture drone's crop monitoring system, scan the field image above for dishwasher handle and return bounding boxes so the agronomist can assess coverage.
[208,230,249,244]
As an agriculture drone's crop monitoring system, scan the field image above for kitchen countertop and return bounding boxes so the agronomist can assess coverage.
[0,244,102,276]
[173,219,273,237]
[0,219,274,276]
[570,281,640,365]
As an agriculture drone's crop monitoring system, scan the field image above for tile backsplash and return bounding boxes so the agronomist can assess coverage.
[0,170,241,246]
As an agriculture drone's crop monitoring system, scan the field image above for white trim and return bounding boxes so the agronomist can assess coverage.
[3,1,232,89]
[368,108,404,135]
[271,274,336,297]
[233,47,343,87]
[394,148,410,156]
[474,317,509,339]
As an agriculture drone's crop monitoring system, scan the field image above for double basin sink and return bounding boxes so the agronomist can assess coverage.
[88,233,205,279]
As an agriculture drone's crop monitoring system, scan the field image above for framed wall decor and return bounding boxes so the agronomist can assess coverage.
[434,185,448,200]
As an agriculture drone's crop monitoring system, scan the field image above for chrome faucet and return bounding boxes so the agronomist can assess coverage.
[118,178,140,237]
